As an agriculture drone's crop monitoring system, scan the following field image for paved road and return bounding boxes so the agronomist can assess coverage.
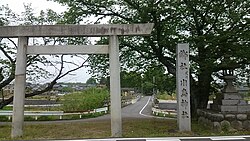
[81,96,154,122]
[0,96,154,125]
[122,96,153,118]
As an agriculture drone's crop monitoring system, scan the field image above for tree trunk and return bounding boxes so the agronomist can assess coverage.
[191,70,212,117]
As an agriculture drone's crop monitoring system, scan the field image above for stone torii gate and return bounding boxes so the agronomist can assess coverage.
[0,23,154,138]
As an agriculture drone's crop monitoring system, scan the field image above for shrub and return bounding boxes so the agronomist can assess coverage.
[24,116,34,121]
[0,116,9,121]
[61,87,109,112]
[156,92,176,100]
[37,116,53,121]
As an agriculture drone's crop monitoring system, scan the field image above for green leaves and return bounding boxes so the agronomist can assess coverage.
[86,77,97,85]
[50,0,250,109]
[62,88,109,112]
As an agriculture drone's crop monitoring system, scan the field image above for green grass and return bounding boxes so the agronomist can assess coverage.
[24,106,61,111]
[1,118,250,140]
[1,106,12,111]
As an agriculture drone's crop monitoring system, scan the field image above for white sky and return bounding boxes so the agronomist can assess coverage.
[1,0,67,14]
[1,0,92,83]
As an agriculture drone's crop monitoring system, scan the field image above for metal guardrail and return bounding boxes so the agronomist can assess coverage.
[0,97,139,121]
[0,111,64,116]
[0,107,108,120]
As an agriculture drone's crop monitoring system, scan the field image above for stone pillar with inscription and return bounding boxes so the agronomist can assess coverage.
[176,43,191,131]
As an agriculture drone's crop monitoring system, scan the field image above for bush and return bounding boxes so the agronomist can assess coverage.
[61,87,109,112]
[37,116,53,121]
[81,112,105,119]
[156,92,176,100]
[0,116,9,121]
[24,116,35,121]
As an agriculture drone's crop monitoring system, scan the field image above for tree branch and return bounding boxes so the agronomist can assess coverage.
[58,56,89,80]
[82,2,133,22]
[123,0,140,11]
[27,55,39,66]
[0,55,89,109]
[7,38,18,49]
[0,65,15,89]
[0,46,15,63]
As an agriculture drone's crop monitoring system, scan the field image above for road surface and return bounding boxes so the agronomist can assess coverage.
[79,96,155,122]
[0,96,155,125]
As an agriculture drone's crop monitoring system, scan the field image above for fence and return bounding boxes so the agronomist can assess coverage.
[0,107,108,121]
[152,107,176,117]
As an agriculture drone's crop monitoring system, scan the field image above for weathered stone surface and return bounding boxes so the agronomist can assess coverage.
[213,122,222,132]
[222,75,237,93]
[243,120,250,130]
[0,23,155,37]
[238,105,250,113]
[221,105,237,113]
[27,45,109,55]
[177,43,191,132]
[247,113,250,120]
[222,100,247,105]
[197,109,204,116]
[198,117,206,124]
[237,114,247,120]
[231,120,243,130]
[204,118,209,126]
[228,128,237,132]
[239,100,248,105]
[225,114,236,121]
[224,93,242,100]
[220,120,231,131]
[207,119,213,128]
[211,113,224,122]
[204,111,210,118]
[206,112,213,120]
[222,100,238,105]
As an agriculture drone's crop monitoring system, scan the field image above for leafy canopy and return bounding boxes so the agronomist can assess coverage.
[53,0,250,110]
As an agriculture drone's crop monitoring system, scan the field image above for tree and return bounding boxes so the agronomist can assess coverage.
[120,71,142,88]
[54,0,250,115]
[86,77,97,85]
[142,65,176,95]
[0,4,88,109]
[99,77,108,85]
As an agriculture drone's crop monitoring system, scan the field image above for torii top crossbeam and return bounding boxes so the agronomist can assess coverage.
[4,23,154,138]
[0,23,154,37]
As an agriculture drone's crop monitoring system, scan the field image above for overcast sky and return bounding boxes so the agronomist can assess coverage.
[1,0,92,83]
[1,0,67,14]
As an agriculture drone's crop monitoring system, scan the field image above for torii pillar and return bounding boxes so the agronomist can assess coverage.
[0,23,154,138]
